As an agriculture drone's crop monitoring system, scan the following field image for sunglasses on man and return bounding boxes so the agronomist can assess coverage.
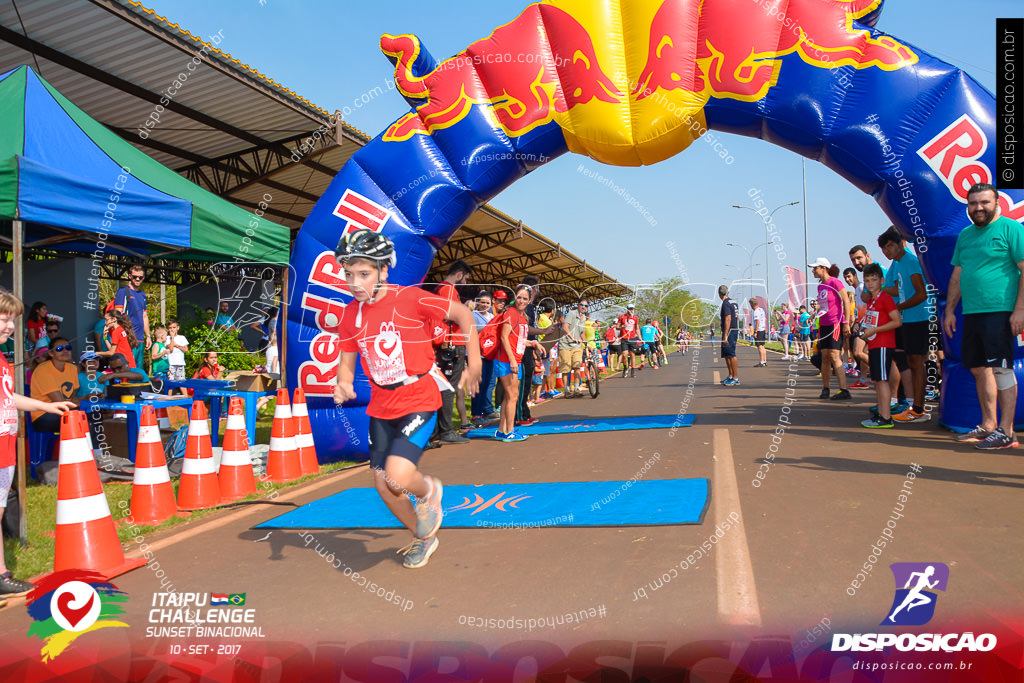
[53,344,72,352]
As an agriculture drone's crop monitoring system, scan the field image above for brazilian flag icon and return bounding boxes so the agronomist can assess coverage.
[228,594,246,606]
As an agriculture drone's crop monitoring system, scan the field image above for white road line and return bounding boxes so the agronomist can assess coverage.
[713,370,721,384]
[712,428,762,627]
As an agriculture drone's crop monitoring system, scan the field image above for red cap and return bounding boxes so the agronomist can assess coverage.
[493,290,509,300]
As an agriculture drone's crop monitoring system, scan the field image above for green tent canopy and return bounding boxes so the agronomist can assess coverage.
[0,65,289,263]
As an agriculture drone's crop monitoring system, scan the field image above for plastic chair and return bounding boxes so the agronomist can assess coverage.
[26,417,58,479]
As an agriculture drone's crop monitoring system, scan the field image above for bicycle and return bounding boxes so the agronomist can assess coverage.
[580,343,601,398]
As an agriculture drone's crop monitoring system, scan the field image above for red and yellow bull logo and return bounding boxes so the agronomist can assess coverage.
[380,0,917,165]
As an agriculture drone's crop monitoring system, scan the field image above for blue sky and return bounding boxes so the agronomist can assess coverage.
[140,0,1018,297]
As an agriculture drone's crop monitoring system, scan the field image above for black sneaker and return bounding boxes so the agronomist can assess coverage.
[861,415,894,429]
[0,571,34,596]
[819,388,830,399]
[955,426,992,442]
[974,427,1019,450]
[831,389,852,400]
[437,432,470,445]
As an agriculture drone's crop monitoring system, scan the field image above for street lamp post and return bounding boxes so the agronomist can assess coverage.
[727,241,771,304]
[732,200,799,310]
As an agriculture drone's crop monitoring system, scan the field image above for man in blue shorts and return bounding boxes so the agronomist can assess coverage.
[718,285,740,385]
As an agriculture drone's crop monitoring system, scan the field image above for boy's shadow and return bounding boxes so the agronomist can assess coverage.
[238,528,400,572]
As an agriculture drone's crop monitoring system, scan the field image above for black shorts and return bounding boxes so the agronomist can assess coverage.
[754,331,767,346]
[817,324,842,351]
[620,338,637,353]
[893,326,904,351]
[902,320,931,356]
[608,342,621,354]
[962,312,1014,369]
[721,330,738,358]
[869,347,891,382]
[892,349,909,373]
[368,411,438,470]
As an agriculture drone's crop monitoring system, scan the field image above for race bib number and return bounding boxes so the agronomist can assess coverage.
[865,310,880,328]
[357,321,410,386]
[516,324,528,356]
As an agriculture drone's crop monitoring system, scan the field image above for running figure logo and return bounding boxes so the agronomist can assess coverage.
[883,562,949,626]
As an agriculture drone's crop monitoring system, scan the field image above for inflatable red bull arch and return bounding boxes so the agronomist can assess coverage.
[287,0,1024,460]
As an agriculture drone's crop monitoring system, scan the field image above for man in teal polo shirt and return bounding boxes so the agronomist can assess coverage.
[878,226,934,422]
[943,183,1024,450]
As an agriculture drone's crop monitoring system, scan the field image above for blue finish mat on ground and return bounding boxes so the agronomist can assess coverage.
[254,479,709,529]
[465,414,695,438]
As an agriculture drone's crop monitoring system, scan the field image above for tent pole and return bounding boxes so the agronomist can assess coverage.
[12,218,27,546]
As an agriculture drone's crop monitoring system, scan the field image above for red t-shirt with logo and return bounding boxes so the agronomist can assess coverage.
[618,314,639,340]
[433,282,466,347]
[864,291,898,350]
[497,308,528,364]
[0,355,18,468]
[109,325,137,367]
[337,286,450,420]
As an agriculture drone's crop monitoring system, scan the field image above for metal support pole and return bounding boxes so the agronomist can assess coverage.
[13,218,27,545]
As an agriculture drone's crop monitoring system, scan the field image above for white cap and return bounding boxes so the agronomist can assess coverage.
[808,257,831,269]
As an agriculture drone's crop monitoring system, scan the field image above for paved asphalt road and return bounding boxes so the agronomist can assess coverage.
[1,343,1020,680]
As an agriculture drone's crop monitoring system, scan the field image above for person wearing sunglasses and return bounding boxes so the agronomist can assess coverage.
[113,264,151,369]
[29,338,81,433]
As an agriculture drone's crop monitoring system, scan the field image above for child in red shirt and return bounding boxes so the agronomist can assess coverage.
[0,289,74,599]
[334,229,480,569]
[859,263,902,428]
[100,311,138,368]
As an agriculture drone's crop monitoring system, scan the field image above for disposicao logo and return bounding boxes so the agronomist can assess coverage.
[832,563,997,653]
[883,562,948,626]
[25,569,130,662]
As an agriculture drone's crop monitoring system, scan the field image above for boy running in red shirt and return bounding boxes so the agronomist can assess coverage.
[859,263,902,428]
[333,230,480,568]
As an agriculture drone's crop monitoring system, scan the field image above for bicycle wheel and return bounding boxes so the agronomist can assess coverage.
[587,361,600,398]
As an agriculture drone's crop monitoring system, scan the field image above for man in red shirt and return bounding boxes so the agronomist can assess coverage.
[334,231,480,569]
[617,304,640,378]
[433,260,472,445]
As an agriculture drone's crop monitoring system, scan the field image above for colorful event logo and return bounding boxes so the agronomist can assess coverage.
[25,569,130,662]
[882,562,949,626]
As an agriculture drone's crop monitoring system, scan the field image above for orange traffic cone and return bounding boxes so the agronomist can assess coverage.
[292,388,319,476]
[53,411,146,579]
[177,401,221,510]
[266,389,301,483]
[155,406,171,430]
[220,397,257,502]
[555,375,564,390]
[129,406,178,526]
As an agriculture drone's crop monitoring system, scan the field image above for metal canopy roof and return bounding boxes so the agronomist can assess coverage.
[0,0,629,296]
[426,205,630,305]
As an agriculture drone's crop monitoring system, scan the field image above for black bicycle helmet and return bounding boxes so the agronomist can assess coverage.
[335,228,397,268]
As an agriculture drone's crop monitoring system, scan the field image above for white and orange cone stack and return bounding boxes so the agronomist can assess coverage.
[266,388,301,483]
[177,401,220,510]
[129,406,179,525]
[53,411,146,578]
[219,397,257,502]
[291,388,319,476]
